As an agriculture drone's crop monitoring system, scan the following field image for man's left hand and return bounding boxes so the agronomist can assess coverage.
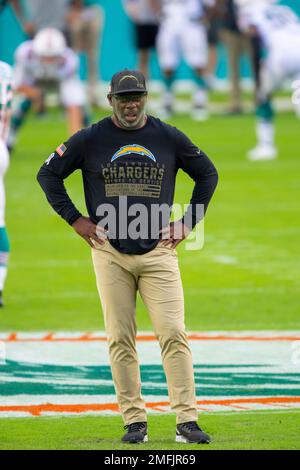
[159,220,191,248]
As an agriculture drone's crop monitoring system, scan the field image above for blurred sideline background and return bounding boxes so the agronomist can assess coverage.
[1,0,299,84]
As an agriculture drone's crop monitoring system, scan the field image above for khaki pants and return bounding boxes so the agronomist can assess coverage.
[220,29,252,109]
[91,240,198,425]
[69,5,103,86]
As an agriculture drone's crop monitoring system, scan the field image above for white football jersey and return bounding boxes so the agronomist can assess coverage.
[238,3,300,48]
[160,0,215,22]
[0,61,13,142]
[13,40,80,88]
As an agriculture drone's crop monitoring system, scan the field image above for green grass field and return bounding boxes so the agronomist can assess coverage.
[1,411,299,450]
[0,104,299,450]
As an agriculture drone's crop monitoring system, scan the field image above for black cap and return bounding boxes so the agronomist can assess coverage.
[109,69,147,95]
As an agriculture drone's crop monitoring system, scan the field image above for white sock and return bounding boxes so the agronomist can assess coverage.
[163,90,173,107]
[194,88,208,108]
[294,103,300,119]
[0,265,8,291]
[256,120,275,147]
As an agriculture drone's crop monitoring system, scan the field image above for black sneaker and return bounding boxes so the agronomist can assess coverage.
[176,421,211,444]
[122,422,148,443]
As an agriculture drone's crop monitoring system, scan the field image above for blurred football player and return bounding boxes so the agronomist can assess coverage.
[123,0,159,80]
[236,0,300,160]
[8,28,86,151]
[154,0,215,121]
[66,0,103,106]
[0,61,13,306]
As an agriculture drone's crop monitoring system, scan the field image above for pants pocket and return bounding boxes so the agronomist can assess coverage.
[91,239,108,250]
[156,241,177,254]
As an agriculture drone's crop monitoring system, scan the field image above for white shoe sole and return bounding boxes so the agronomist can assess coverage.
[247,148,277,161]
[176,434,190,443]
[122,434,148,444]
[247,154,277,161]
[176,434,210,444]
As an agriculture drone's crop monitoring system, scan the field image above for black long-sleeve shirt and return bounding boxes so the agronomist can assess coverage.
[37,116,218,255]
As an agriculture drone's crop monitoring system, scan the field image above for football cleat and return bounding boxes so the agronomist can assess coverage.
[176,421,211,444]
[121,421,148,444]
[247,145,277,161]
[191,107,209,122]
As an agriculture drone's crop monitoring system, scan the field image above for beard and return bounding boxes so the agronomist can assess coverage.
[115,103,147,129]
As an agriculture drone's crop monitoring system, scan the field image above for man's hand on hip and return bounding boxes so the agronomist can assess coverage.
[159,220,191,248]
[72,216,108,248]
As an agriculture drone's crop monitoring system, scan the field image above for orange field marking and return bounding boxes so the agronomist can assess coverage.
[1,397,300,416]
[2,333,300,342]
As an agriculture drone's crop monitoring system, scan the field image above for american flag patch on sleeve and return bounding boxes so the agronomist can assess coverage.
[56,143,67,157]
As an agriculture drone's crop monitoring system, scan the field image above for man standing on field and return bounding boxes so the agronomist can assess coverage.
[37,69,218,444]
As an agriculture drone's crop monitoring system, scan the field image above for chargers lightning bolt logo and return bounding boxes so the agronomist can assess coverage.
[111,145,156,162]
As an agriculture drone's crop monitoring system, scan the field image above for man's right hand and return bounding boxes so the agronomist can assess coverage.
[72,216,108,248]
